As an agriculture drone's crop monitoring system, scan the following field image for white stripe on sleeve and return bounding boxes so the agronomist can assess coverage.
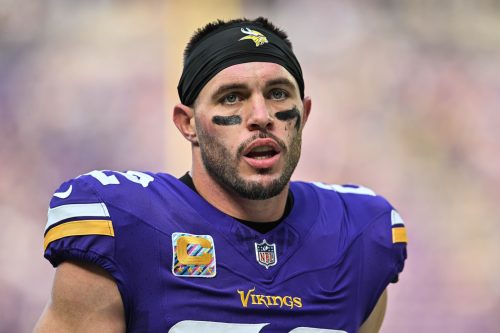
[391,209,405,226]
[46,203,110,232]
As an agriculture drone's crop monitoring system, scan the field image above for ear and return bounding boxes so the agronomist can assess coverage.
[173,103,198,144]
[301,96,312,127]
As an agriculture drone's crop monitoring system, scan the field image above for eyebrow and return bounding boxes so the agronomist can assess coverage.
[210,77,298,101]
[211,83,249,101]
[265,78,297,90]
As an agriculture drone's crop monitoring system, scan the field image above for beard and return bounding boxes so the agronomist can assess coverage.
[196,126,302,200]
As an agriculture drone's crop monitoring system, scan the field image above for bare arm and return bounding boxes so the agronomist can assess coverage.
[33,261,125,333]
[358,289,388,333]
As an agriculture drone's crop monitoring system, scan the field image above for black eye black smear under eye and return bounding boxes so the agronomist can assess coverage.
[212,115,242,126]
[275,106,301,130]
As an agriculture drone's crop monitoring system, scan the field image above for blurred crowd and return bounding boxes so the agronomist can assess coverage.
[0,0,499,332]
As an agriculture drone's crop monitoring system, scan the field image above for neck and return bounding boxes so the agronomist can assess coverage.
[191,162,289,223]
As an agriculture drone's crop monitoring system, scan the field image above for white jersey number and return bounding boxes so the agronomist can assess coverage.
[313,182,376,196]
[169,320,347,333]
[85,170,154,187]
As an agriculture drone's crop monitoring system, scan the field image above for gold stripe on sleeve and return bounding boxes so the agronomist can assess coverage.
[392,227,408,243]
[44,219,114,251]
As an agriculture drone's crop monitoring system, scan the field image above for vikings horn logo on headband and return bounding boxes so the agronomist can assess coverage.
[239,27,269,47]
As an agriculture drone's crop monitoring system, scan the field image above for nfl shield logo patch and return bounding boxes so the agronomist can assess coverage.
[255,239,277,269]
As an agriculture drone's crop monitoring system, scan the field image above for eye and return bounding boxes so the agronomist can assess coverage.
[269,89,288,101]
[221,93,241,105]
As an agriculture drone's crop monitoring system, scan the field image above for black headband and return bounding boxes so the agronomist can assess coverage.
[178,24,304,106]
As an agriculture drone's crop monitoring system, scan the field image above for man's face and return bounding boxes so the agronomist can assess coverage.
[192,62,310,200]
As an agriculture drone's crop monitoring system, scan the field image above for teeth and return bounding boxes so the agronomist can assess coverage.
[251,146,273,153]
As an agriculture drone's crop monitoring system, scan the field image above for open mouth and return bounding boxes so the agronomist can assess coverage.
[244,146,279,160]
[242,139,282,169]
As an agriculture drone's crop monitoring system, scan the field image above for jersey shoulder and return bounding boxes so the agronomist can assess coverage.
[305,181,407,306]
[300,181,407,275]
[307,181,407,242]
[44,170,171,266]
[46,170,158,232]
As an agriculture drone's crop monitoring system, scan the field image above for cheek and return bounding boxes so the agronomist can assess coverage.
[197,116,221,138]
[277,121,296,140]
[200,122,241,149]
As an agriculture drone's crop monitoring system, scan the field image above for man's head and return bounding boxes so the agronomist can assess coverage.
[177,17,304,107]
[174,17,311,200]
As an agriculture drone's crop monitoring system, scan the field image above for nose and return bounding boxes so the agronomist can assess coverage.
[245,95,273,131]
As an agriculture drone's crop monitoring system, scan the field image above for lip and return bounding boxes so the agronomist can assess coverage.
[242,138,281,156]
[241,138,282,169]
[243,152,281,169]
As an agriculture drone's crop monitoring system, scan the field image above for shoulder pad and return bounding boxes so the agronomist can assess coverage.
[45,174,112,251]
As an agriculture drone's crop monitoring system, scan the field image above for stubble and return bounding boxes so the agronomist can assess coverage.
[196,126,302,200]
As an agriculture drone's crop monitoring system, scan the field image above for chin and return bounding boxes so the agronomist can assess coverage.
[256,167,273,175]
[239,172,290,199]
[244,168,280,181]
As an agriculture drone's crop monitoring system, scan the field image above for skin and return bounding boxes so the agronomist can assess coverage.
[359,290,388,333]
[34,62,387,333]
[174,62,311,221]
[33,261,125,333]
[275,106,301,131]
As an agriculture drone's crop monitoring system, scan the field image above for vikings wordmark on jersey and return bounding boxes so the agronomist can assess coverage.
[44,170,407,333]
[237,287,302,309]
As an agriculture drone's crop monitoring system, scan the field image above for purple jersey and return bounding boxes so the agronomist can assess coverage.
[44,170,407,333]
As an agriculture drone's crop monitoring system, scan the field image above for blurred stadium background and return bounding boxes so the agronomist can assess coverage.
[1,0,499,332]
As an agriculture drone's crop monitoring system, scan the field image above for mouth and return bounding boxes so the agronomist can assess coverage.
[242,139,282,169]
[244,145,279,159]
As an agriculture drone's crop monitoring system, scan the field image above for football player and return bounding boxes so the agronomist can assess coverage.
[35,17,407,333]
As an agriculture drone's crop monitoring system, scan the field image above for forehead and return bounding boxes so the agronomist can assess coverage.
[203,62,298,93]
